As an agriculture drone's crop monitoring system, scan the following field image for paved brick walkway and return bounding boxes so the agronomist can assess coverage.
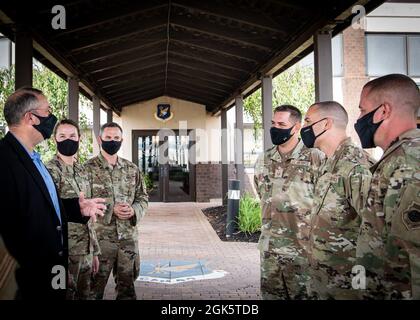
[103,202,261,300]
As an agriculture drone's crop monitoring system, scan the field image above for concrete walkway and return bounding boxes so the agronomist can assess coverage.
[103,202,261,300]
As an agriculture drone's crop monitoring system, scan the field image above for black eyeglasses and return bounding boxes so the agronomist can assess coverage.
[30,107,53,115]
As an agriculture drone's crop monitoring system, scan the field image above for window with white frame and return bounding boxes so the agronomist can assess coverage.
[0,36,12,68]
[408,36,420,76]
[366,34,420,77]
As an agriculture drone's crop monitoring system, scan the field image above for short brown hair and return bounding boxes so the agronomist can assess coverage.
[311,101,348,128]
[100,122,123,136]
[53,118,81,138]
[364,74,420,116]
[273,104,302,123]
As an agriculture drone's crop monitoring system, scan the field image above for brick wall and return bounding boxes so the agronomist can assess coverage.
[342,27,369,144]
[195,163,225,202]
[195,163,257,202]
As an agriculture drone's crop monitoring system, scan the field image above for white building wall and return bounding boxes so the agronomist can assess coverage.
[117,96,221,163]
[366,2,420,33]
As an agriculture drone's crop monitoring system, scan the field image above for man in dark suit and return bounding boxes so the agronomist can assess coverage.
[0,87,106,300]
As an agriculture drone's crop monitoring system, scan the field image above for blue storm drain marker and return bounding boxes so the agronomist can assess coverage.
[137,260,228,284]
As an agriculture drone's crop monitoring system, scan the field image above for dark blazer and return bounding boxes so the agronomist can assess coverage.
[0,132,88,300]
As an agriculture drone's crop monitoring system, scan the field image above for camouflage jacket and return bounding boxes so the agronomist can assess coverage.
[84,153,148,241]
[356,128,420,300]
[254,140,325,260]
[310,138,373,270]
[46,156,100,256]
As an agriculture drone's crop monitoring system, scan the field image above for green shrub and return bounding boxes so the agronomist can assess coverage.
[237,193,262,234]
[143,174,154,192]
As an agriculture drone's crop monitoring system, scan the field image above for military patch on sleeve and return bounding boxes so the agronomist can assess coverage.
[402,202,420,230]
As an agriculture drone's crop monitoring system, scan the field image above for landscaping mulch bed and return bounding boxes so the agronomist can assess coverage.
[201,205,260,243]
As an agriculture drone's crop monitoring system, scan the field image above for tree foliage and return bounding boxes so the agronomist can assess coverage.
[243,63,315,137]
[0,65,14,132]
[0,63,93,162]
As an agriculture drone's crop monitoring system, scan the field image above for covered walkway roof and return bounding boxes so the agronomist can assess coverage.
[0,0,384,114]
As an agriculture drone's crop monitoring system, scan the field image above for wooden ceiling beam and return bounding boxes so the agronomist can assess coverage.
[165,90,218,106]
[113,88,165,105]
[166,73,231,95]
[170,35,263,62]
[74,37,166,64]
[82,42,166,71]
[171,14,276,51]
[169,49,251,74]
[167,67,236,89]
[108,79,166,100]
[167,83,225,100]
[54,2,168,37]
[97,62,165,86]
[168,52,246,80]
[67,17,167,53]
[104,73,166,95]
[94,53,166,82]
[100,67,166,90]
[171,0,289,34]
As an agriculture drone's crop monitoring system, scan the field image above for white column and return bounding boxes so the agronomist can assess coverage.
[314,31,333,102]
[221,109,228,205]
[234,96,244,193]
[262,75,273,151]
[92,95,101,156]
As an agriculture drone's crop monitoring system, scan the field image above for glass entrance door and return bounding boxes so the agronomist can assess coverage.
[136,132,161,202]
[133,130,195,202]
[164,134,194,202]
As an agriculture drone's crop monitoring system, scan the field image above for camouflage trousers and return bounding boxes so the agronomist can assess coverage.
[309,262,361,300]
[91,233,140,300]
[67,253,94,300]
[260,250,311,300]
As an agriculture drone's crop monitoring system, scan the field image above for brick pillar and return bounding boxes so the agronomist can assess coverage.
[342,27,369,145]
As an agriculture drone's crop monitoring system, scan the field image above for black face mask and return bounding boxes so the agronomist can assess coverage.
[101,140,122,155]
[32,113,58,140]
[270,125,295,146]
[300,118,327,148]
[57,139,79,156]
[354,105,384,149]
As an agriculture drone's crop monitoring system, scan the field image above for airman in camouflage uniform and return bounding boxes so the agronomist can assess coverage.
[47,155,100,300]
[254,105,325,300]
[309,139,373,299]
[86,122,148,300]
[301,101,373,300]
[355,74,420,299]
[46,118,101,300]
